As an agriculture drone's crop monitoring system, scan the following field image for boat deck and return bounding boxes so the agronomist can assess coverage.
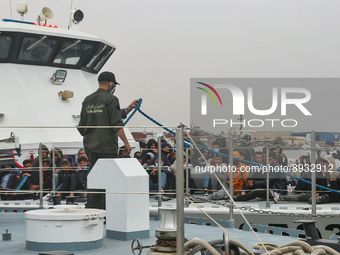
[0,211,300,255]
[1,196,340,243]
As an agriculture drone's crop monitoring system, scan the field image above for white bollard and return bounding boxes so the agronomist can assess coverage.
[87,158,150,240]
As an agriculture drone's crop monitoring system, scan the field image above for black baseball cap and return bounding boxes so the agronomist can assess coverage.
[61,158,70,164]
[98,71,120,85]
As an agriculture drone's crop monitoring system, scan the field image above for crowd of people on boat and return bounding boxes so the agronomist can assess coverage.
[135,132,340,205]
[273,140,340,204]
[1,133,340,205]
[195,135,340,205]
[0,145,89,201]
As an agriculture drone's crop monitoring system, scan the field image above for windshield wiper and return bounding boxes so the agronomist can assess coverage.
[26,35,47,51]
[95,45,107,58]
[98,48,114,64]
[61,39,81,53]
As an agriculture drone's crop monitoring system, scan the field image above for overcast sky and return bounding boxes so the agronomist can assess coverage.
[2,0,340,133]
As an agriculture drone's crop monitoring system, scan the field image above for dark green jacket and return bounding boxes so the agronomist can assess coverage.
[32,144,50,167]
[77,88,124,154]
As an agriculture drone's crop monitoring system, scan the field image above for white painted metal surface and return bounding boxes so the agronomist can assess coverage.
[150,200,340,239]
[0,18,139,162]
[88,158,149,234]
[25,207,105,242]
[1,21,116,48]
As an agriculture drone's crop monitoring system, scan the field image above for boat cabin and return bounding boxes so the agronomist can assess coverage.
[0,19,115,73]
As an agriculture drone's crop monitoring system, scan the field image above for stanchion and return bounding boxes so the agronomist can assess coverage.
[176,128,184,255]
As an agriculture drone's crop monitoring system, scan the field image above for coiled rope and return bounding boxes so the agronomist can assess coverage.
[254,241,340,255]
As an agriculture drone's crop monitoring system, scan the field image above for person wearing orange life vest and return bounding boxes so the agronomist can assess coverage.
[204,150,248,200]
[226,150,249,195]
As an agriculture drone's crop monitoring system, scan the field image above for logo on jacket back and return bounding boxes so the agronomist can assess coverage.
[85,104,104,113]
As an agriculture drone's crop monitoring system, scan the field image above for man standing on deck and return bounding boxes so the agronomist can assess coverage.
[77,71,132,209]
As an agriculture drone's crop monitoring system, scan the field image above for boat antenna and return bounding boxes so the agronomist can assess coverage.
[68,0,74,29]
[9,0,13,19]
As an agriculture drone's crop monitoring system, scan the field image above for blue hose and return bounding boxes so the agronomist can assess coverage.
[124,98,143,125]
[16,176,28,190]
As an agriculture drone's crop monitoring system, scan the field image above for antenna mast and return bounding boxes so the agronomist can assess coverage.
[9,0,13,19]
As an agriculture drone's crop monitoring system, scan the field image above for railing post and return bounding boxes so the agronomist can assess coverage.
[266,146,270,208]
[52,149,56,195]
[38,143,43,208]
[157,137,162,208]
[311,131,316,217]
[229,138,234,221]
[176,128,184,255]
[185,148,189,197]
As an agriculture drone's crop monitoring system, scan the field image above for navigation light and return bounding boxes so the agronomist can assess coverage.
[51,70,67,85]
[70,9,84,24]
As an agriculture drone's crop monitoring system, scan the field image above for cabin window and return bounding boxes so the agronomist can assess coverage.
[53,40,94,66]
[18,36,56,62]
[0,31,114,73]
[93,47,114,72]
[0,35,12,59]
